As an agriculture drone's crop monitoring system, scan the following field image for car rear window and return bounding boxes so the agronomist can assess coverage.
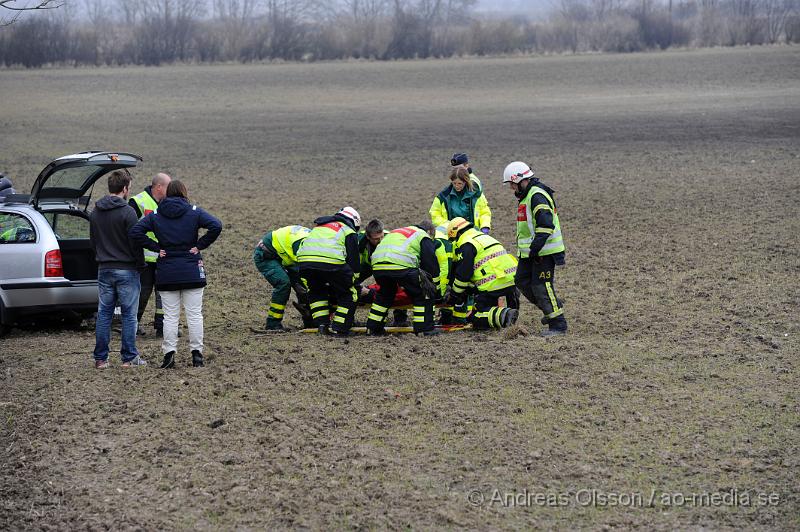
[0,212,36,243]
[43,165,104,192]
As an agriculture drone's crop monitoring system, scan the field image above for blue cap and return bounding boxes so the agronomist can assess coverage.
[450,153,469,166]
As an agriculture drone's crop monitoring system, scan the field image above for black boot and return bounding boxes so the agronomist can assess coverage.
[541,316,568,337]
[160,351,175,369]
[191,349,204,367]
[500,308,519,328]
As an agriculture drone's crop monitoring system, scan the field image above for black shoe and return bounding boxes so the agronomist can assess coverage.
[191,350,204,367]
[265,322,291,333]
[155,328,163,338]
[501,308,519,328]
[318,324,330,335]
[160,351,176,369]
[328,328,349,338]
[416,329,440,337]
[136,326,147,336]
[541,316,567,337]
[366,327,386,336]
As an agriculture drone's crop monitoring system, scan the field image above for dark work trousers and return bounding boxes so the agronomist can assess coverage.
[472,286,520,329]
[515,255,565,325]
[137,262,163,330]
[367,269,434,334]
[299,263,357,333]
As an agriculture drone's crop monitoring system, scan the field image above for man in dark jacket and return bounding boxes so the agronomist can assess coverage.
[89,169,146,368]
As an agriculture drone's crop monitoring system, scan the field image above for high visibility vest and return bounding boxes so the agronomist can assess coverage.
[358,229,389,268]
[131,190,160,263]
[434,239,451,295]
[297,221,353,265]
[269,225,310,267]
[455,228,517,292]
[516,185,565,258]
[372,226,428,271]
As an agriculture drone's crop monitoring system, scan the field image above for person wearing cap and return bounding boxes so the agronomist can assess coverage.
[296,207,361,336]
[253,225,312,332]
[365,221,441,336]
[429,153,492,234]
[503,161,567,336]
[445,217,519,329]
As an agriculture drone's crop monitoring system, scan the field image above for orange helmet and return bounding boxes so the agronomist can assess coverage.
[447,217,472,240]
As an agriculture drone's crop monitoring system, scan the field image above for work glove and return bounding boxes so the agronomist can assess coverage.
[481,227,490,235]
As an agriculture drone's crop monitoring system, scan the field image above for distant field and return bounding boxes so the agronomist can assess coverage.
[1,47,798,529]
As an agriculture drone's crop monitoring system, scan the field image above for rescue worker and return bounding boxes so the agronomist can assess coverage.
[445,217,519,329]
[433,223,459,324]
[297,206,361,336]
[129,172,171,336]
[429,153,492,233]
[366,221,440,336]
[356,219,410,327]
[503,161,567,336]
[253,225,312,332]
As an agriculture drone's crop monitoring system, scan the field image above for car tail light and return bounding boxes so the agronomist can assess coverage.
[45,249,63,277]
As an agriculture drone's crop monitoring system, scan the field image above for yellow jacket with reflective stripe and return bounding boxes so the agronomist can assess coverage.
[516,185,565,258]
[131,190,159,263]
[297,221,353,265]
[372,226,428,271]
[270,225,310,267]
[429,173,492,230]
[455,228,517,292]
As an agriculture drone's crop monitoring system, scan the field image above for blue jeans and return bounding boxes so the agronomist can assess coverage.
[94,269,141,362]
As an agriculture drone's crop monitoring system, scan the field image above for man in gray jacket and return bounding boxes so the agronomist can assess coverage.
[89,169,147,368]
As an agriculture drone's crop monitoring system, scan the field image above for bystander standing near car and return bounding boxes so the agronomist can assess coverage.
[129,172,171,336]
[89,169,146,368]
[130,180,222,368]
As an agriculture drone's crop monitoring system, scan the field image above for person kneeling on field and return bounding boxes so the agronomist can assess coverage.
[254,225,313,332]
[445,217,519,329]
[366,221,441,336]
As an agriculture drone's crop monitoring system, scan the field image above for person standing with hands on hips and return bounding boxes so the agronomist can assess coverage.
[503,161,568,336]
[130,180,222,368]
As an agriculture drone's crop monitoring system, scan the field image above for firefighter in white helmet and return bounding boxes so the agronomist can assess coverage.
[296,206,362,336]
[503,161,568,336]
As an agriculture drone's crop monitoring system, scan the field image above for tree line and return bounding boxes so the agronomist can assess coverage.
[1,0,798,68]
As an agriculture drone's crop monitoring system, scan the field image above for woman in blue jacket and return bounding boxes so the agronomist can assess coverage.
[130,180,222,368]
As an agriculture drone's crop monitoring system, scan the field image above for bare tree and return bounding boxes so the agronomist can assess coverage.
[0,0,63,25]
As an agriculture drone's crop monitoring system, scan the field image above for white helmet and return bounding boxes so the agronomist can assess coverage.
[503,161,535,184]
[338,206,361,228]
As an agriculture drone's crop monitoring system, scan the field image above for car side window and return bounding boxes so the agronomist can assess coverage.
[0,212,36,243]
[42,212,90,240]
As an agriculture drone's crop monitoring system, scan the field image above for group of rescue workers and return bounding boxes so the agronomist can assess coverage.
[252,153,568,337]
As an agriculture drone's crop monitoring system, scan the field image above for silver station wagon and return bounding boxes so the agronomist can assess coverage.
[0,151,142,335]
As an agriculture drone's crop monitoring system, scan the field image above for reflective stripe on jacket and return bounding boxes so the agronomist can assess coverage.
[516,186,565,258]
[371,226,428,271]
[297,221,353,265]
[455,228,517,292]
[269,225,310,267]
[131,190,159,263]
[429,173,492,229]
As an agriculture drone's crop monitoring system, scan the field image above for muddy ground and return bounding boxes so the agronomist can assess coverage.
[1,47,798,529]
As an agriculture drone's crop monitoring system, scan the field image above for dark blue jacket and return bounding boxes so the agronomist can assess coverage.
[130,197,222,291]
